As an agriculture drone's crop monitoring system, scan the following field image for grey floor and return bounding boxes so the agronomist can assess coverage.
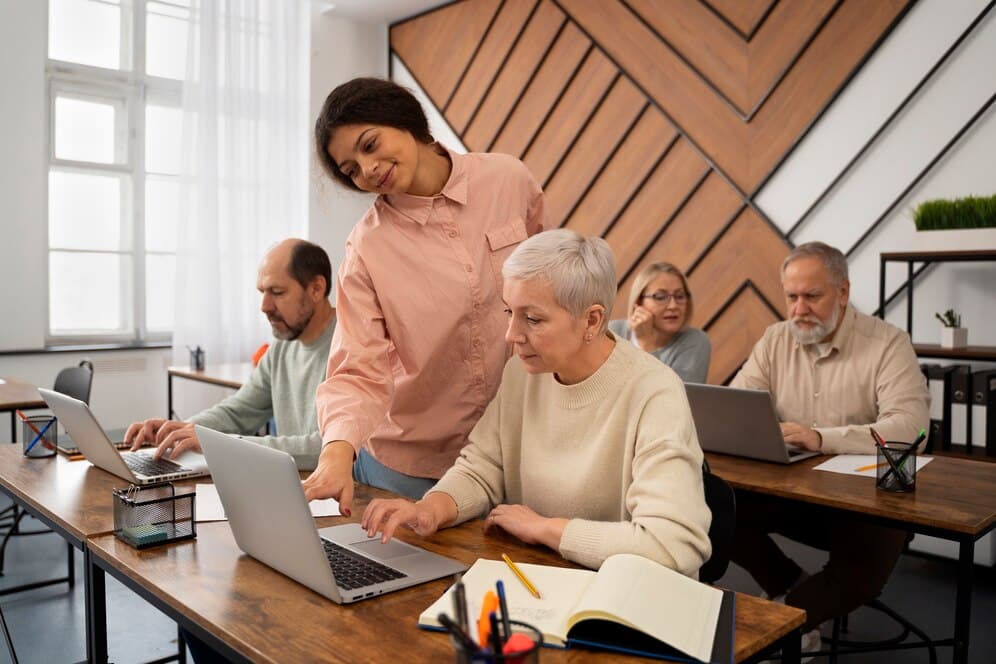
[0,493,993,663]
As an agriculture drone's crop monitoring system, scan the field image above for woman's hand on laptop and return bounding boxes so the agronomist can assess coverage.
[362,492,457,544]
[302,441,356,516]
[151,421,202,460]
[125,418,167,451]
[780,422,823,452]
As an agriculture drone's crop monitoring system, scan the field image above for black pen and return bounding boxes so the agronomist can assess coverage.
[453,577,469,634]
[438,612,479,654]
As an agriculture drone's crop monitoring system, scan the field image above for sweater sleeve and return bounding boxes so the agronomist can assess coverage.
[188,360,272,436]
[425,374,508,522]
[236,432,322,471]
[558,386,713,576]
[661,328,711,383]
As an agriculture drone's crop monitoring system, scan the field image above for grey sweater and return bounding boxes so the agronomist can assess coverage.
[189,317,335,469]
[608,320,711,383]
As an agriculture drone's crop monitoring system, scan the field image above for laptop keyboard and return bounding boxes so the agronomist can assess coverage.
[321,539,407,591]
[124,452,187,476]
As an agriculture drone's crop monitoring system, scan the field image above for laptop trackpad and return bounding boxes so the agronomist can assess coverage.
[349,538,421,561]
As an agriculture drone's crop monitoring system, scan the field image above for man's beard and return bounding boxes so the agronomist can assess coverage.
[789,303,840,345]
[268,302,314,341]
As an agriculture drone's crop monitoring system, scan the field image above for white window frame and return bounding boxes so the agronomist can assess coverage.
[45,0,183,346]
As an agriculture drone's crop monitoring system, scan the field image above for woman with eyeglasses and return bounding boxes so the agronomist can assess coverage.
[609,262,711,383]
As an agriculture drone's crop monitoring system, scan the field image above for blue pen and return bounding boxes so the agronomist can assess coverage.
[496,579,511,645]
[24,418,55,455]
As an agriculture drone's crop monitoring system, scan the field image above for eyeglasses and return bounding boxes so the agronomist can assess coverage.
[641,290,688,305]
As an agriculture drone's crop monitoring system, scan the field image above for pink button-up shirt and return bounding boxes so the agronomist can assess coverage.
[317,150,544,478]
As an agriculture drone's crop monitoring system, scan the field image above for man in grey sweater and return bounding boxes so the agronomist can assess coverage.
[125,238,336,470]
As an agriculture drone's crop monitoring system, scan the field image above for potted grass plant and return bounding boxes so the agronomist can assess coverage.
[935,309,967,348]
[913,195,996,231]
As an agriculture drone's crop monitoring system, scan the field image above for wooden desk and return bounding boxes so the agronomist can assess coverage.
[706,452,996,664]
[87,484,805,664]
[166,364,253,420]
[0,445,198,661]
[0,377,46,442]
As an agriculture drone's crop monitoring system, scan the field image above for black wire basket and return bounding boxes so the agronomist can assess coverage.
[112,482,196,549]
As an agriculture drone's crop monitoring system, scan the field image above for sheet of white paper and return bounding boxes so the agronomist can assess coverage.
[194,483,341,522]
[813,454,933,478]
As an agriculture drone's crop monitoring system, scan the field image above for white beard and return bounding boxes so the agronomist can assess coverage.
[790,304,840,345]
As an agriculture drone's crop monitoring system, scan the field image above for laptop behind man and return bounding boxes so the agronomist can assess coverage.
[685,383,818,464]
[197,426,465,604]
[40,388,210,484]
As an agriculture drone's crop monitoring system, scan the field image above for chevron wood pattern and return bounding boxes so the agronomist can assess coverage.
[390,0,912,381]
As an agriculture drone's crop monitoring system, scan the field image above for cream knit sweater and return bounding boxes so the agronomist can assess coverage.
[429,336,712,575]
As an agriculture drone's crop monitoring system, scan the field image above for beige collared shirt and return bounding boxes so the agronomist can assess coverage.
[316,149,544,478]
[731,306,929,454]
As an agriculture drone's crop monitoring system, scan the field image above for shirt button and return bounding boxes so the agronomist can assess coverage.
[464,265,473,272]
[472,339,480,347]
[448,230,457,238]
[814,392,819,397]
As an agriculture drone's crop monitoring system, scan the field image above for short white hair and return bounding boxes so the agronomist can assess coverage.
[782,241,849,287]
[502,229,617,331]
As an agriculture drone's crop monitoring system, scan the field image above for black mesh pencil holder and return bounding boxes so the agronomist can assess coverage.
[113,482,196,549]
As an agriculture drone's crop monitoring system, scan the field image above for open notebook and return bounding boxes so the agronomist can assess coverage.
[420,554,734,663]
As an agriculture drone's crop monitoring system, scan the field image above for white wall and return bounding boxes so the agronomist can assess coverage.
[0,1,47,351]
[308,9,386,290]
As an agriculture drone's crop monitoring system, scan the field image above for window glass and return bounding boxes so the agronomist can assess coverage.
[54,95,122,164]
[49,170,129,251]
[145,176,179,252]
[146,1,190,80]
[49,0,126,70]
[145,253,176,331]
[49,252,132,333]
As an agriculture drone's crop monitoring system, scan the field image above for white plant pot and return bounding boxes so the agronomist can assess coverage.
[940,327,968,348]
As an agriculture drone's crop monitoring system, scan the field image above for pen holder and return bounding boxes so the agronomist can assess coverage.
[189,346,205,371]
[113,482,196,549]
[22,415,58,458]
[451,620,542,664]
[876,442,917,493]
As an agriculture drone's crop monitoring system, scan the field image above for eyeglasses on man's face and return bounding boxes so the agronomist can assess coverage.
[641,290,688,305]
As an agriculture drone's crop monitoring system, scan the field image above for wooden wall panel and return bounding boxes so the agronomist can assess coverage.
[520,50,616,184]
[390,0,501,108]
[489,22,590,157]
[540,76,645,227]
[392,0,911,381]
[564,109,676,238]
[462,0,565,151]
[444,0,539,134]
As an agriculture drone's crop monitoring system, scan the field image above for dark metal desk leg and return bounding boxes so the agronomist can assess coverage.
[9,413,15,444]
[85,547,108,664]
[167,374,174,420]
[67,541,75,587]
[953,541,973,664]
[781,628,801,664]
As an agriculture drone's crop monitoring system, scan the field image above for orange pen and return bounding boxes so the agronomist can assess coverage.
[477,590,499,648]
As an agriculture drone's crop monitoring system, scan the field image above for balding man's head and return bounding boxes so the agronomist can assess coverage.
[257,239,332,340]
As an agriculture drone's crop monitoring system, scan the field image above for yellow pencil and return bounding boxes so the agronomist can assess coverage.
[502,553,541,599]
[855,462,887,473]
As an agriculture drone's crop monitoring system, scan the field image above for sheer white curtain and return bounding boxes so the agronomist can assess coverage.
[172,0,310,366]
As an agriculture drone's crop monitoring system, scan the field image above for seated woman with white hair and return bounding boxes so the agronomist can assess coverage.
[361,229,711,575]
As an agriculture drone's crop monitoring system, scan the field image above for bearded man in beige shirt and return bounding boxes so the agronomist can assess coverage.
[730,241,929,655]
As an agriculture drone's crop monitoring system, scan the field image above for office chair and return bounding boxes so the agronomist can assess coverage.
[0,360,93,580]
[700,461,736,584]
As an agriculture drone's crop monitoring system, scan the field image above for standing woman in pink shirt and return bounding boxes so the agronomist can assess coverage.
[303,78,544,513]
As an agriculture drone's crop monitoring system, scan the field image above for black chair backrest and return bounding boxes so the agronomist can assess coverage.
[53,360,94,405]
[700,469,736,584]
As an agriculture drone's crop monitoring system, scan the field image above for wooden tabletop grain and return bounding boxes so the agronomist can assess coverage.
[167,364,254,389]
[706,452,996,538]
[0,377,45,412]
[87,484,803,663]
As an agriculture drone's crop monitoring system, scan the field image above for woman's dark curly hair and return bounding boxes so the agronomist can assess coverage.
[314,78,434,191]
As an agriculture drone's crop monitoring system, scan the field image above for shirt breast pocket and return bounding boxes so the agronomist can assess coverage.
[485,218,528,286]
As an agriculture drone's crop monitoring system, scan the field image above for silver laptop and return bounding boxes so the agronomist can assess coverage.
[685,384,819,464]
[197,426,466,604]
[39,388,210,484]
